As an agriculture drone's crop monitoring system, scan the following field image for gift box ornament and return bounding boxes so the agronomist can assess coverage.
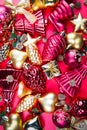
[42,60,61,79]
[14,10,46,35]
[42,33,66,62]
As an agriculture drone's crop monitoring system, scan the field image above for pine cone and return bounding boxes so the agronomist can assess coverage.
[23,65,46,94]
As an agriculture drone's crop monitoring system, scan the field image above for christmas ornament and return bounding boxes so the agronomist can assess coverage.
[32,0,57,11]
[16,94,39,113]
[71,13,87,33]
[42,60,61,79]
[5,0,37,24]
[66,32,84,50]
[14,10,46,34]
[18,81,32,98]
[23,34,42,65]
[24,116,42,130]
[9,49,27,69]
[56,62,87,97]
[0,43,10,62]
[52,109,71,128]
[64,49,81,68]
[4,113,23,130]
[23,65,46,94]
[38,93,58,112]
[71,99,87,117]
[42,33,66,62]
[0,5,12,25]
[49,0,74,32]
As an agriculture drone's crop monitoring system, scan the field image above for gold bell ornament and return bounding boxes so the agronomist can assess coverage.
[4,113,23,130]
[38,93,58,112]
[23,34,42,65]
[66,32,84,50]
[9,49,27,69]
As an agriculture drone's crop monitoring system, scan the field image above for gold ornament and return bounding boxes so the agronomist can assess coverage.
[9,49,27,69]
[38,93,58,112]
[16,94,39,113]
[4,113,23,130]
[71,13,87,33]
[66,32,84,50]
[23,34,42,65]
[5,0,37,24]
[18,81,32,98]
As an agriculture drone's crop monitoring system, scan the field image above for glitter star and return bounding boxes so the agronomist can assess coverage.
[71,13,87,33]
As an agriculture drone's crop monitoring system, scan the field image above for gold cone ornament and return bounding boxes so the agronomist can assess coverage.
[66,32,84,50]
[4,113,23,130]
[9,49,27,69]
[23,34,42,65]
[38,93,58,112]
[18,81,32,98]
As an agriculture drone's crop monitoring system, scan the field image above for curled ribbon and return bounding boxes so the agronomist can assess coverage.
[4,0,37,24]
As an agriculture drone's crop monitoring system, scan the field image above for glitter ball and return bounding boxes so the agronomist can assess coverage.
[6,75,14,83]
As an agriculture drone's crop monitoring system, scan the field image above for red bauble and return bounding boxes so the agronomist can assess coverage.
[23,65,46,94]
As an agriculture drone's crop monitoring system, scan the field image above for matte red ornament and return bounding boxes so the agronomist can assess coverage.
[49,0,74,32]
[23,65,46,94]
[56,62,87,97]
[42,33,66,63]
[14,10,46,35]
[52,109,71,128]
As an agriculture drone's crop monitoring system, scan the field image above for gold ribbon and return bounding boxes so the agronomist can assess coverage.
[4,0,37,24]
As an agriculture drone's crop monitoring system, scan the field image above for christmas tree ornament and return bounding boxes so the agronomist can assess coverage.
[4,113,23,130]
[66,32,84,50]
[5,0,37,24]
[23,65,46,94]
[23,34,42,65]
[64,49,81,68]
[73,119,87,130]
[42,33,66,62]
[17,81,32,98]
[0,43,10,62]
[71,13,87,33]
[70,99,87,117]
[9,49,27,69]
[52,109,71,128]
[0,5,12,26]
[49,0,74,32]
[16,94,39,113]
[14,10,46,34]
[56,62,87,97]
[24,116,42,130]
[38,93,58,112]
[42,60,61,79]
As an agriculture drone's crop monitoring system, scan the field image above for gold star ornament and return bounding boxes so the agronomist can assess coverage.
[71,13,87,33]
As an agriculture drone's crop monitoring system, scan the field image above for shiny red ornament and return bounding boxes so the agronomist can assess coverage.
[52,109,71,128]
[0,5,12,26]
[64,49,81,68]
[49,0,74,32]
[23,65,46,94]
[56,62,87,97]
[14,10,46,35]
[42,33,66,63]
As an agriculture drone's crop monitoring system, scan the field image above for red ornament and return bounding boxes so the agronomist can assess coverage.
[23,65,46,94]
[42,33,66,63]
[52,109,71,128]
[49,0,74,32]
[14,10,46,35]
[64,49,81,68]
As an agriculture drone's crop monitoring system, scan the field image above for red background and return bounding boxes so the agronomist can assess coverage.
[0,0,87,129]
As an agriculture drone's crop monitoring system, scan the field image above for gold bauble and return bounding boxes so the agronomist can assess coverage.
[38,93,58,112]
[66,32,84,50]
[9,49,27,69]
[4,113,23,130]
[32,0,45,11]
[18,81,32,98]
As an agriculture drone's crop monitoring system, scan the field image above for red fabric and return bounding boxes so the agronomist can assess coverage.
[0,0,87,130]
